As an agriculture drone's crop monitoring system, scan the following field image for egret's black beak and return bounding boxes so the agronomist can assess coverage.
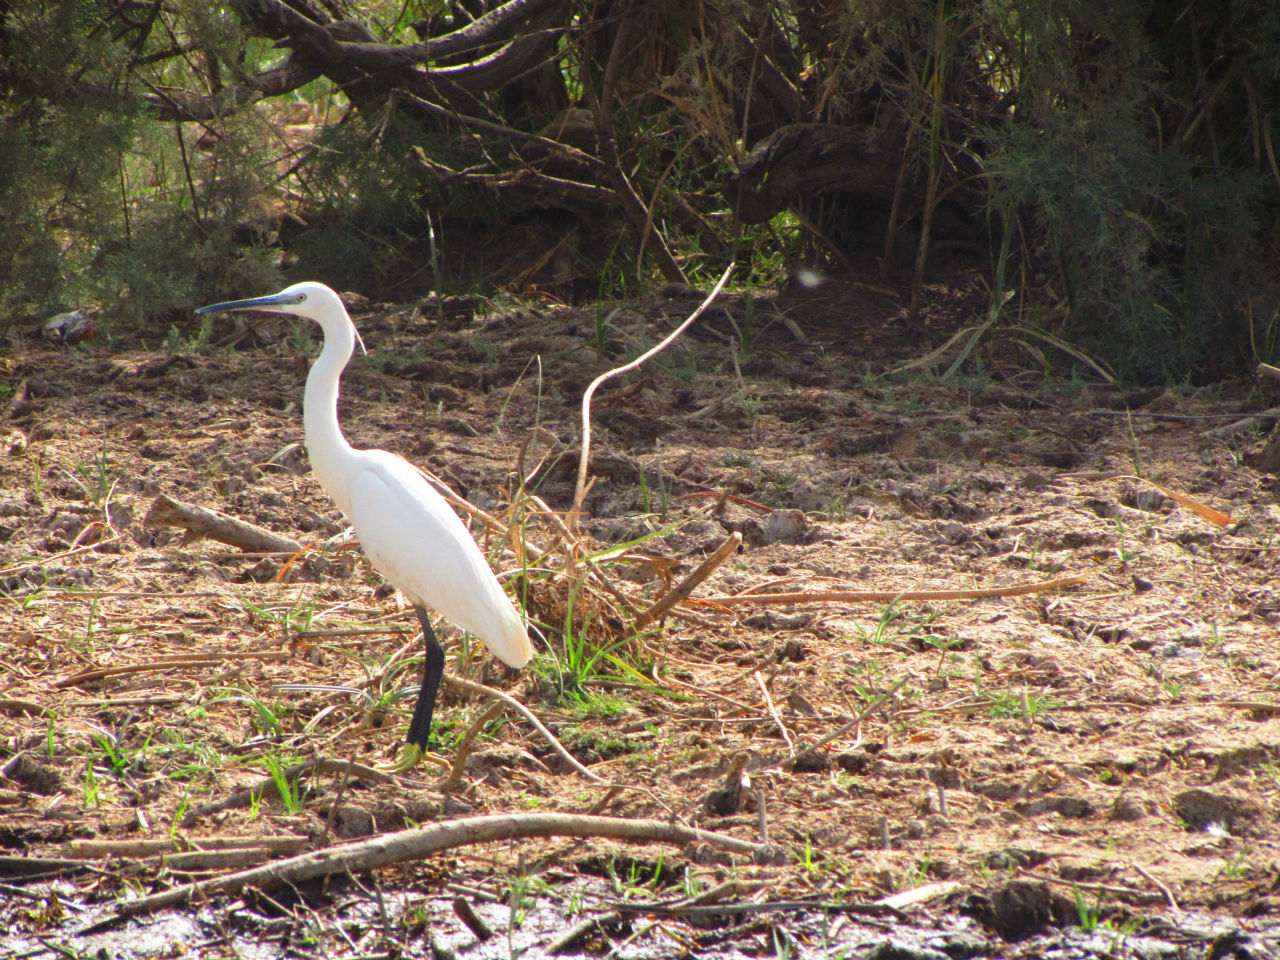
[195,292,306,315]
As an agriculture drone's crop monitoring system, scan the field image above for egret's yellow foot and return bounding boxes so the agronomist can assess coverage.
[393,743,423,771]
[384,743,449,773]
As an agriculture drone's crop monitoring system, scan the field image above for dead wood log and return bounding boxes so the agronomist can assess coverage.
[117,813,772,918]
[144,494,302,554]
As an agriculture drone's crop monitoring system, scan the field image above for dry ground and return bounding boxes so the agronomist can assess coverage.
[2,272,1280,957]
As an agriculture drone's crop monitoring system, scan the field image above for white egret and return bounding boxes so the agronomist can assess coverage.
[196,282,532,769]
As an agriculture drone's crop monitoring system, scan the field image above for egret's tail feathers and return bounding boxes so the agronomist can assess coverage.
[489,605,533,669]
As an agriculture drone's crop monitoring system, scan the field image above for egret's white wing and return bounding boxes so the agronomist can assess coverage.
[345,449,531,668]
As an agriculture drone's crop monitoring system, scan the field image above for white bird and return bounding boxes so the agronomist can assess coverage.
[196,282,532,769]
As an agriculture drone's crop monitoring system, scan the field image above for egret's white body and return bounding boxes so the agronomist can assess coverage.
[197,282,530,766]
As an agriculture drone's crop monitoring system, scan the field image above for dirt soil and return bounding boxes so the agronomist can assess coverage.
[2,272,1280,959]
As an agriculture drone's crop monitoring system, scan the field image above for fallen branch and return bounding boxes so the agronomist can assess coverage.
[0,855,97,877]
[571,264,734,530]
[116,813,769,918]
[64,836,308,858]
[1201,405,1280,438]
[703,574,1087,608]
[635,531,741,629]
[153,848,276,873]
[145,494,302,554]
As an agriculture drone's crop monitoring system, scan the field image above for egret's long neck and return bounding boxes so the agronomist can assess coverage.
[303,317,358,518]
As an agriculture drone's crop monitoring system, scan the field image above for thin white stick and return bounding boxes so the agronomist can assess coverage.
[571,264,735,529]
[754,670,794,754]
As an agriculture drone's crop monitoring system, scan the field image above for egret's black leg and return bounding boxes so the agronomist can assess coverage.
[405,606,445,753]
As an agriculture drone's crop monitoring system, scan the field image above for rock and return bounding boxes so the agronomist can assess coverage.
[1245,424,1280,474]
[791,480,829,513]
[330,804,375,838]
[791,750,831,774]
[1110,794,1150,821]
[1213,746,1277,781]
[968,880,1075,940]
[742,508,811,547]
[1172,788,1269,837]
[1016,795,1094,818]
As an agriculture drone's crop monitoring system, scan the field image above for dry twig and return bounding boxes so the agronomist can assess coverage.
[1132,863,1179,910]
[438,699,505,792]
[704,574,1087,608]
[635,531,742,629]
[443,674,605,783]
[754,671,794,754]
[56,651,289,689]
[571,265,734,530]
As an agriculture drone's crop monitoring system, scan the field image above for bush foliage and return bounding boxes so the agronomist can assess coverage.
[0,0,1276,382]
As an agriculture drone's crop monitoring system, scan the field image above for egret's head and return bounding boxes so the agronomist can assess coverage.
[196,282,365,353]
